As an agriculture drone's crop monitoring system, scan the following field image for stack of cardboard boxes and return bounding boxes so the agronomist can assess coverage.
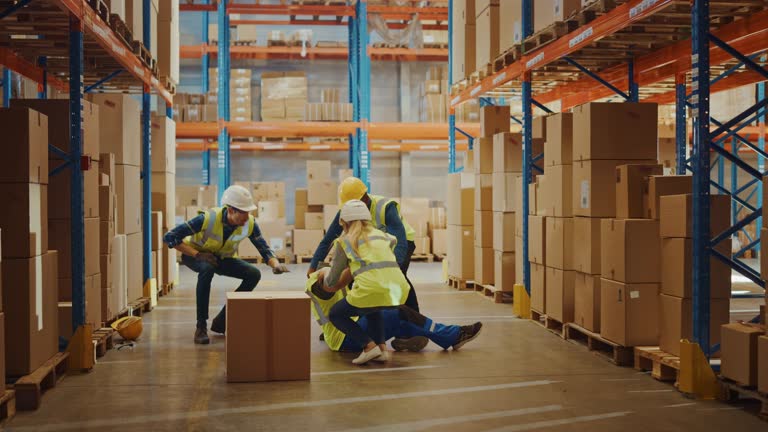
[533,1,582,35]
[475,0,499,69]
[157,1,180,86]
[419,66,449,123]
[98,153,127,322]
[491,131,521,293]
[429,206,448,257]
[293,161,338,258]
[210,68,253,122]
[304,88,353,122]
[0,107,59,378]
[261,72,308,122]
[447,172,474,280]
[172,93,216,123]
[451,0,476,82]
[238,181,293,261]
[151,113,178,291]
[401,199,431,257]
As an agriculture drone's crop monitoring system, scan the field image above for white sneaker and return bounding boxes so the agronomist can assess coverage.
[352,346,383,365]
[372,349,391,362]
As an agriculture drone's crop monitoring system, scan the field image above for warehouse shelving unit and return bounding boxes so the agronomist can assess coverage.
[0,0,174,332]
[448,0,768,386]
[179,0,451,195]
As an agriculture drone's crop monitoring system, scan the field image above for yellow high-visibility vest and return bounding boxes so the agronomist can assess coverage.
[183,207,255,258]
[369,194,416,241]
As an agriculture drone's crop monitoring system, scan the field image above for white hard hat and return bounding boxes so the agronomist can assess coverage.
[340,199,371,223]
[220,185,257,212]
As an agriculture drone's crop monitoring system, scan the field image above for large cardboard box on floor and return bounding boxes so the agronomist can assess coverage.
[3,251,58,376]
[544,112,574,167]
[661,238,731,299]
[115,164,142,234]
[528,215,546,265]
[601,219,660,283]
[643,176,693,220]
[721,323,765,387]
[659,294,729,357]
[226,291,310,382]
[573,159,655,218]
[659,194,731,238]
[480,105,510,138]
[572,217,601,275]
[0,183,47,259]
[492,212,515,252]
[574,272,600,332]
[492,172,517,212]
[531,262,546,313]
[474,247,494,285]
[474,210,493,248]
[615,164,663,219]
[546,267,575,323]
[87,94,141,166]
[545,217,573,270]
[572,102,658,161]
[293,230,324,257]
[448,225,475,279]
[600,278,659,347]
[0,107,48,184]
[150,114,176,174]
[308,180,337,206]
[432,229,447,256]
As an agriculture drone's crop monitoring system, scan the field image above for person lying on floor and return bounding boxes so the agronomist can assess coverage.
[306,268,483,355]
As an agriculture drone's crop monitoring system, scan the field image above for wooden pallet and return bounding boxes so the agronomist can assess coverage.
[410,254,434,263]
[108,14,133,49]
[87,0,109,22]
[316,41,347,48]
[523,20,579,52]
[469,63,493,84]
[423,43,448,49]
[128,297,152,315]
[568,0,618,27]
[12,352,69,411]
[719,377,768,420]
[432,254,446,262]
[446,276,474,291]
[0,390,15,425]
[130,41,152,68]
[564,323,634,366]
[159,75,176,94]
[634,346,680,382]
[373,43,408,48]
[531,308,545,323]
[493,45,522,72]
[92,328,116,358]
[477,284,513,304]
[233,40,259,46]
[543,316,565,337]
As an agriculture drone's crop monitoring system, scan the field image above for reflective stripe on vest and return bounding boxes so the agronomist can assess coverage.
[373,198,390,230]
[228,218,251,244]
[192,209,222,247]
[342,238,366,267]
[351,261,399,277]
[307,292,330,326]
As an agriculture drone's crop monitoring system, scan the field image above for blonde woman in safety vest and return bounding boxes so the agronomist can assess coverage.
[315,199,411,364]
[163,185,290,345]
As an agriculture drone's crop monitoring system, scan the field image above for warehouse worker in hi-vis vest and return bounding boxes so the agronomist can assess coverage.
[163,185,290,345]
[307,176,421,312]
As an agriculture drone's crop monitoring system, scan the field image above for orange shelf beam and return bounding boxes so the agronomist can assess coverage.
[176,141,468,152]
[177,121,480,140]
[180,45,448,61]
[230,19,447,30]
[645,70,767,105]
[0,48,68,92]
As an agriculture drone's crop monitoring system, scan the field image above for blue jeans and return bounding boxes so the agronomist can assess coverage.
[181,254,262,326]
[328,298,394,347]
[338,308,462,351]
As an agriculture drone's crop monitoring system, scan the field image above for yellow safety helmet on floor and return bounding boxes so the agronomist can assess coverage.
[111,316,143,341]
[339,176,368,206]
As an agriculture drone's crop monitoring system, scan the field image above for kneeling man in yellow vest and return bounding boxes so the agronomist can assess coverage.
[164,185,290,345]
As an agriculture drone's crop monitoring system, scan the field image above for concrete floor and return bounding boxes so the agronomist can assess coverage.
[6,262,767,432]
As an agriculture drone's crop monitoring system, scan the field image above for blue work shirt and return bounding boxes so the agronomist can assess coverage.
[163,207,276,261]
[309,203,407,269]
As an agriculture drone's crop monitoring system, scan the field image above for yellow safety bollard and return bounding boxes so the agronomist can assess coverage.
[512,284,531,319]
[678,339,720,400]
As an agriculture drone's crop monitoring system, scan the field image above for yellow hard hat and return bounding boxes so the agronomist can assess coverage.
[111,316,143,341]
[339,176,368,206]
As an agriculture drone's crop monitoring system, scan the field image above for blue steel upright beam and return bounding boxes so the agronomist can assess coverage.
[348,14,358,173]
[201,0,211,185]
[38,57,47,99]
[690,0,712,356]
[675,74,687,175]
[142,0,153,284]
[731,138,738,224]
[448,0,456,173]
[217,0,231,200]
[2,68,10,107]
[356,0,370,189]
[69,16,86,331]
[521,0,533,295]
[628,60,639,102]
[758,79,766,241]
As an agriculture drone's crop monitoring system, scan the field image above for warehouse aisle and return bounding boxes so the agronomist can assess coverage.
[6,263,767,432]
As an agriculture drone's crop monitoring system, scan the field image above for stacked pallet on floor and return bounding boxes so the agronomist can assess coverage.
[150,113,179,296]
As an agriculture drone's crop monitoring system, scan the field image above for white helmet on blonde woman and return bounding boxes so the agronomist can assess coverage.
[340,199,371,223]
[220,185,257,212]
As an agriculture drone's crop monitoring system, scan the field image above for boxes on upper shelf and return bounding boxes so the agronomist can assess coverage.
[572,102,658,162]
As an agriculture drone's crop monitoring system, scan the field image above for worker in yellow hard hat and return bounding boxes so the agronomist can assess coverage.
[164,184,290,345]
[307,177,421,313]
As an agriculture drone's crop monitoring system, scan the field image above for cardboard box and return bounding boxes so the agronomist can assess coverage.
[0,107,48,184]
[573,217,601,275]
[87,94,141,166]
[3,252,58,376]
[544,112,573,167]
[258,201,281,222]
[414,237,430,255]
[661,238,732,299]
[532,115,546,140]
[480,105,510,138]
[115,164,142,234]
[659,194,731,238]
[659,294,729,357]
[307,160,332,181]
[448,225,475,279]
[531,262,546,313]
[100,253,112,291]
[515,236,524,283]
[126,232,143,301]
[492,172,517,212]
[99,185,115,222]
[304,212,324,230]
[600,219,660,283]
[100,219,115,256]
[197,186,218,208]
[492,212,515,252]
[474,137,494,174]
[574,272,600,332]
[48,158,100,219]
[539,164,572,217]
[528,215,546,265]
[643,175,693,220]
[474,247,495,285]
[474,211,493,248]
[432,229,448,256]
[293,229,324,256]
[535,177,546,215]
[494,251,515,291]
[600,278,659,347]
[150,114,176,174]
[0,313,4,390]
[308,180,337,206]
[47,217,99,285]
[448,182,474,226]
[573,159,655,218]
[112,234,127,315]
[295,188,308,207]
[493,133,523,173]
[323,205,339,229]
[514,176,524,234]
[474,174,493,210]
[150,212,163,251]
[721,323,765,387]
[499,0,523,47]
[546,267,575,323]
[759,336,768,393]
[615,164,663,219]
[429,207,447,231]
[475,4,500,69]
[572,103,658,162]
[226,291,310,382]
[0,183,46,259]
[545,217,574,270]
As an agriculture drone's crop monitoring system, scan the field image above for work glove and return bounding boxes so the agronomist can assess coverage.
[195,252,218,267]
[273,264,290,274]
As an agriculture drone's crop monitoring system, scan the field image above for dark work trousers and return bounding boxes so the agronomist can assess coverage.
[181,254,262,327]
[328,297,395,348]
[402,240,420,312]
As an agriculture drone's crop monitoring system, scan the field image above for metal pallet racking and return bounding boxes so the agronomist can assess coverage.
[0,0,174,332]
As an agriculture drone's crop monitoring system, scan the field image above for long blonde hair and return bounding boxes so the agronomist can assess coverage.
[340,219,373,256]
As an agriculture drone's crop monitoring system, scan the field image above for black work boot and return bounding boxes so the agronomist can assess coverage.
[194,326,210,345]
[210,307,226,334]
[452,322,482,350]
[391,336,429,352]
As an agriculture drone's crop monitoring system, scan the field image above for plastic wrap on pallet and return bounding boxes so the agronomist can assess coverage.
[368,13,424,48]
